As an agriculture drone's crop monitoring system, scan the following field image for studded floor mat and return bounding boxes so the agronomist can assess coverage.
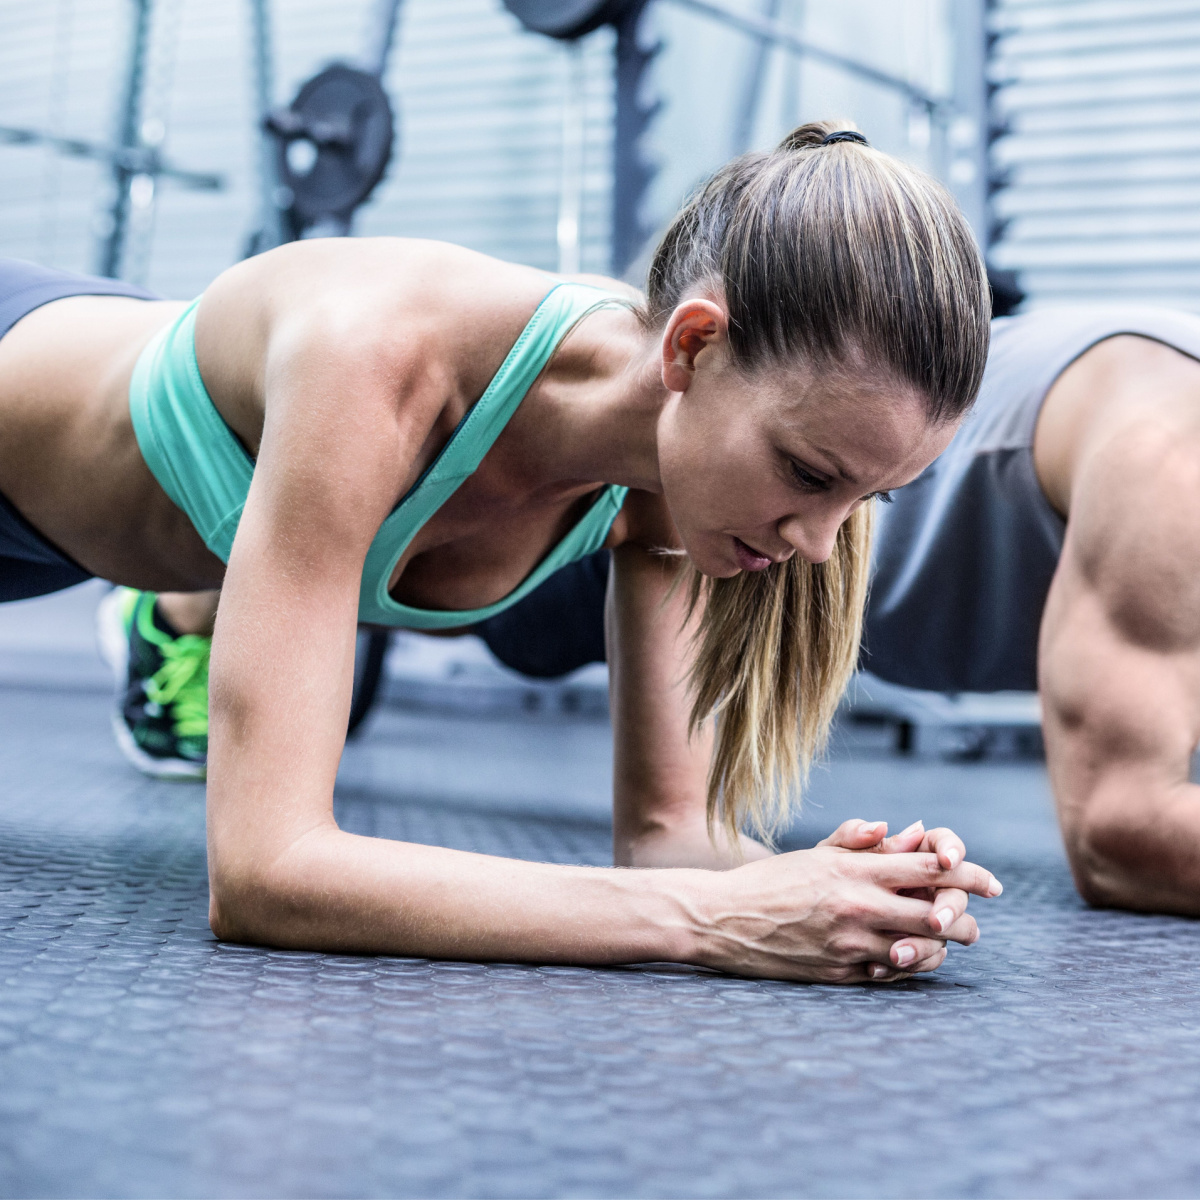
[1,687,1199,1198]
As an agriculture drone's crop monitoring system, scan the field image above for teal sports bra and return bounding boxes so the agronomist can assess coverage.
[129,281,630,629]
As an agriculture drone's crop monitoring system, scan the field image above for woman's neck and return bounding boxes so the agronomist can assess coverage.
[521,305,668,495]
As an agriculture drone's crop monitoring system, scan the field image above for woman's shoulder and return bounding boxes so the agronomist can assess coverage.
[209,238,550,329]
[199,239,571,403]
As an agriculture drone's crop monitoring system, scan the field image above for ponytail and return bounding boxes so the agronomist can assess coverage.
[646,119,989,843]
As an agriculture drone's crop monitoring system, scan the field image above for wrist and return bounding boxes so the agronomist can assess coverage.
[634,865,726,968]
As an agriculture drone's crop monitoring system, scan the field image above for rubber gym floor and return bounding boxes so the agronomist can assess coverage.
[0,584,1198,1199]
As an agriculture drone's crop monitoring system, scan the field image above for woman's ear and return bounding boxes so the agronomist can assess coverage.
[661,299,729,393]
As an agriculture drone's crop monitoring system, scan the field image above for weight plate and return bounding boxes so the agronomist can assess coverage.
[274,64,395,224]
[502,0,638,39]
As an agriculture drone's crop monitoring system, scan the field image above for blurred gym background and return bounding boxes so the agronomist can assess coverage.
[14,0,1188,307]
[0,0,1194,752]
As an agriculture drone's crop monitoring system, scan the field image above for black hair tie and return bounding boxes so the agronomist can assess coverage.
[822,130,869,147]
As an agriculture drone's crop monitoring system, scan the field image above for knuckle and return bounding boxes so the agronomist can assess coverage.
[829,820,857,844]
[827,933,864,963]
[831,857,863,884]
[836,897,872,924]
[949,916,979,944]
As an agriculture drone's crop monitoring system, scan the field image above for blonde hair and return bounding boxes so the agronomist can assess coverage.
[647,121,990,845]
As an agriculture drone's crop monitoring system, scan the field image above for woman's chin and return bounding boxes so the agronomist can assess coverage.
[674,532,740,579]
[695,554,742,580]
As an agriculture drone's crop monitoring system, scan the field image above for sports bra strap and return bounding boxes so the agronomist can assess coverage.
[358,281,630,627]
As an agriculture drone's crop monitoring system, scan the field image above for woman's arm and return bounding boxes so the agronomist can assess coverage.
[201,307,693,961]
[605,531,762,868]
[601,507,989,977]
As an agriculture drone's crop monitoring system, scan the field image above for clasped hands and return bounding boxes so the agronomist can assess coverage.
[805,818,1001,983]
[624,816,1002,984]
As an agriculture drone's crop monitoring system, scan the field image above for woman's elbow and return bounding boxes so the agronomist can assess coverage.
[205,794,344,943]
[206,845,317,946]
[207,886,241,944]
[207,858,280,944]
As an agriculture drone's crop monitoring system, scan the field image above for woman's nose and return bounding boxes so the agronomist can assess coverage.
[778,510,842,565]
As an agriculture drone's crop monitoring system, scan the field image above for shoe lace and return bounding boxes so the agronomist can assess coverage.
[145,634,210,740]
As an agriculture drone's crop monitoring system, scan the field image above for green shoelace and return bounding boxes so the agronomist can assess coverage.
[145,635,210,739]
[133,594,210,739]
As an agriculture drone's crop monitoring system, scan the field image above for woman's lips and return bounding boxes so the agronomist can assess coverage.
[733,537,774,572]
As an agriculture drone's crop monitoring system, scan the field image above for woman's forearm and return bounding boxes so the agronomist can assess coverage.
[209,824,701,965]
[208,817,1001,983]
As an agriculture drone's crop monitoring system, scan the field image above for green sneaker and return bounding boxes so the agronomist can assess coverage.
[96,588,209,780]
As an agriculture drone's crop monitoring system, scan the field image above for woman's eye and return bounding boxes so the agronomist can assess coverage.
[871,490,894,504]
[789,460,828,491]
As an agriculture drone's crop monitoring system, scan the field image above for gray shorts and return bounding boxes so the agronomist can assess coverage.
[864,306,1200,693]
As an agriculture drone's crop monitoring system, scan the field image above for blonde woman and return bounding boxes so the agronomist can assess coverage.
[0,123,1001,983]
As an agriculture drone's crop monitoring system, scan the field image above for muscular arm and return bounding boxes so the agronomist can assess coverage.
[1040,424,1200,913]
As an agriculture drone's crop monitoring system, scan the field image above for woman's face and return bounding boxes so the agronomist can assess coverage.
[655,300,960,577]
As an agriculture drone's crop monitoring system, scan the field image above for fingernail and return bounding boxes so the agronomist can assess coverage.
[944,848,961,869]
[893,944,916,966]
[900,820,924,837]
[988,877,1004,897]
[869,963,889,979]
[934,907,954,932]
[860,821,884,835]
